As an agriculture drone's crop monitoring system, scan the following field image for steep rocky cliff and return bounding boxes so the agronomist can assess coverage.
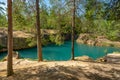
[0,28,64,52]
[0,28,35,51]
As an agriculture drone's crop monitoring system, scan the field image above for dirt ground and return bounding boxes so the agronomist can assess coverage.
[0,59,120,80]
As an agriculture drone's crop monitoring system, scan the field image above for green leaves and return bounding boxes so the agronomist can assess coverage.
[0,2,5,15]
[0,2,6,27]
[0,0,119,43]
[49,34,64,45]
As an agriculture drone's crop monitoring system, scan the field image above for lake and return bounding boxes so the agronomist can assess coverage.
[0,41,120,61]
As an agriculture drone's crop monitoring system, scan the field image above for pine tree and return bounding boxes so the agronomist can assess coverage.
[7,0,14,76]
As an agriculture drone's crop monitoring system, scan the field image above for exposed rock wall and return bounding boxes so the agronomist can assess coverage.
[0,30,35,51]
[0,28,67,52]
[76,33,120,47]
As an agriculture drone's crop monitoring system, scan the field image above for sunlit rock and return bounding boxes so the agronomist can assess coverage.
[75,56,94,62]
[106,52,120,63]
[76,33,120,47]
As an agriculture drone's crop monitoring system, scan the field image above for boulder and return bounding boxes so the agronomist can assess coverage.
[75,56,94,62]
[106,52,120,63]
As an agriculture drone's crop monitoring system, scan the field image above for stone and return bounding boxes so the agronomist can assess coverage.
[76,33,90,44]
[75,56,94,62]
[106,53,120,63]
[0,29,35,50]
[87,39,96,46]
[0,28,61,51]
[76,33,120,47]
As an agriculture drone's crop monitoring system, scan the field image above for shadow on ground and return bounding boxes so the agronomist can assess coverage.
[1,64,120,80]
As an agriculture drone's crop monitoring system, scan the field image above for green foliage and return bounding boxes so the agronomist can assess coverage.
[0,15,7,27]
[55,34,64,45]
[82,0,120,41]
[0,1,5,15]
[49,34,64,45]
[0,2,7,27]
[0,44,3,50]
[26,38,36,47]
[0,0,119,45]
[104,0,120,20]
[42,38,50,46]
[107,30,120,41]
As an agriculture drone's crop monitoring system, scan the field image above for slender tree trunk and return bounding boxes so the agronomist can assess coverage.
[36,0,43,61]
[7,0,13,76]
[71,0,75,60]
[58,11,62,42]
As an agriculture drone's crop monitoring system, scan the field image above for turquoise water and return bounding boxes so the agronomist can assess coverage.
[0,41,120,61]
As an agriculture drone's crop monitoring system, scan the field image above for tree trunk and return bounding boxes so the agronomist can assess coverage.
[71,0,75,60]
[7,0,13,76]
[36,0,43,61]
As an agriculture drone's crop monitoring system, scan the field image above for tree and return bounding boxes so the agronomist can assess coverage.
[0,1,7,27]
[7,0,14,76]
[49,0,68,45]
[12,0,29,30]
[36,0,43,61]
[104,0,120,20]
[71,0,75,60]
[0,1,5,15]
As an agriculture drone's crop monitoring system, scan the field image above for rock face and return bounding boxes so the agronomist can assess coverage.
[76,33,120,47]
[76,34,96,46]
[0,28,66,51]
[106,52,120,63]
[0,28,35,51]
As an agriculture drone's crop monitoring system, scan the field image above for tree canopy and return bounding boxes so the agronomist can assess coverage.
[0,0,119,41]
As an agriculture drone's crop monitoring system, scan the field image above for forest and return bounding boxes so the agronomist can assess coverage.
[0,0,120,41]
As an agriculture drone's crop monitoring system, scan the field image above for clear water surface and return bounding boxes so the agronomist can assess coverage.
[0,41,120,61]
